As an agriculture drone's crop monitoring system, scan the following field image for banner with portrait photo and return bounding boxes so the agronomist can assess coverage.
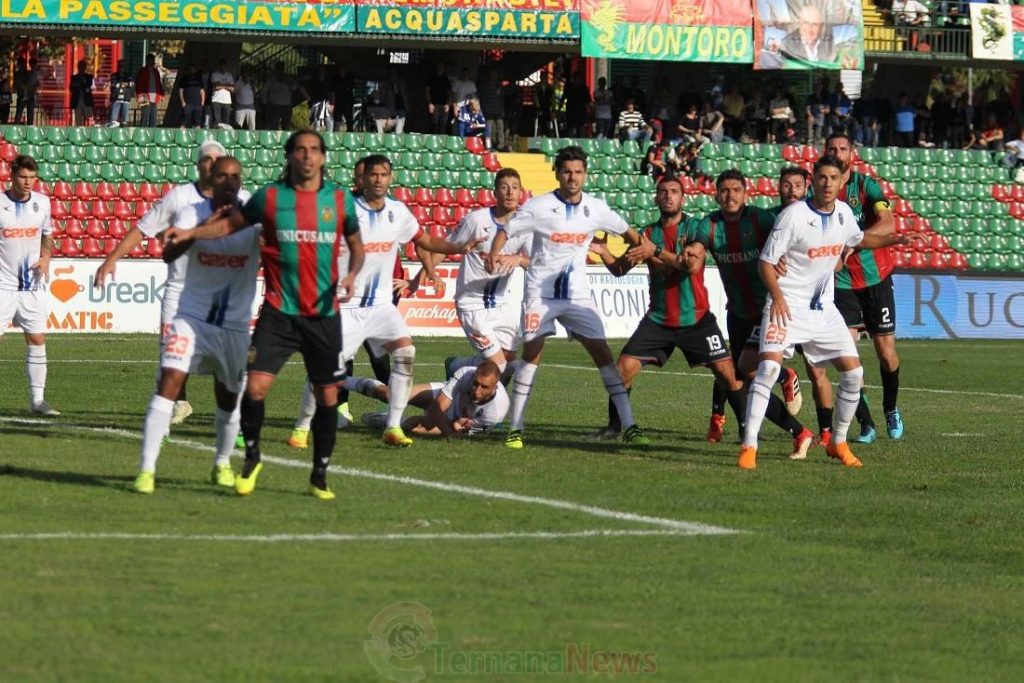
[971,4,1013,61]
[752,0,864,70]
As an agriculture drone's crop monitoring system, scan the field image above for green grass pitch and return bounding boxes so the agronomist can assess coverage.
[1,335,1022,681]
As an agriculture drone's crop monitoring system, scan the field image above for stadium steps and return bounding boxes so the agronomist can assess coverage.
[497,152,556,195]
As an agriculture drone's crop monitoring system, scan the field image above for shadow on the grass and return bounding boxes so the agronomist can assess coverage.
[0,463,137,490]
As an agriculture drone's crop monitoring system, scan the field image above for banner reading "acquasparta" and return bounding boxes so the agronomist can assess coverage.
[0,0,355,33]
[355,0,579,40]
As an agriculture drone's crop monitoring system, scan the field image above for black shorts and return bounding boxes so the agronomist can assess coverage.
[835,275,896,337]
[725,311,761,363]
[247,306,344,386]
[621,314,730,368]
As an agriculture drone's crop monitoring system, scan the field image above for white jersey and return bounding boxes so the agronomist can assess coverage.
[138,183,251,312]
[443,366,509,434]
[343,196,421,309]
[174,207,261,332]
[503,191,628,300]
[761,198,864,312]
[449,207,530,310]
[0,190,52,291]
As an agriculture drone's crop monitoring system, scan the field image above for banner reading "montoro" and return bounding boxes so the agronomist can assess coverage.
[355,0,579,40]
[0,0,355,34]
[580,0,753,62]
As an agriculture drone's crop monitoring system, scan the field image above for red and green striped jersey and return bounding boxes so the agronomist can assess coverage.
[241,180,359,317]
[687,206,774,321]
[642,214,708,328]
[835,172,893,290]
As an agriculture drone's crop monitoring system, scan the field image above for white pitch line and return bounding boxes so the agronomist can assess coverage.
[939,432,985,437]
[0,417,740,537]
[0,529,687,543]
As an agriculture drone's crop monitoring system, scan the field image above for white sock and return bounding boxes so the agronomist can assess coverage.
[26,344,46,405]
[387,346,416,429]
[348,375,386,401]
[294,380,316,430]
[213,407,240,467]
[231,374,246,425]
[833,366,864,444]
[742,360,781,448]
[508,362,538,432]
[599,364,634,429]
[139,395,175,473]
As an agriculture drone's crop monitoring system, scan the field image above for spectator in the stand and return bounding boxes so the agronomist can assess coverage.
[303,65,334,131]
[69,59,94,126]
[450,66,478,112]
[894,93,916,147]
[949,95,969,149]
[722,84,745,141]
[893,0,930,25]
[0,72,11,124]
[854,96,881,147]
[331,66,354,132]
[456,98,491,147]
[826,88,853,137]
[534,72,556,136]
[965,114,1004,151]
[677,104,703,144]
[14,58,39,126]
[135,53,162,128]
[108,60,133,127]
[806,83,827,145]
[233,70,256,131]
[593,76,614,139]
[913,93,934,146]
[561,73,592,137]
[742,91,767,142]
[641,138,675,180]
[700,103,728,143]
[371,69,409,135]
[209,59,234,129]
[938,2,964,29]
[676,142,703,179]
[616,98,648,146]
[179,64,206,129]
[261,62,294,130]
[768,91,794,143]
[477,67,506,151]
[930,92,952,148]
[1000,128,1024,175]
[426,62,451,134]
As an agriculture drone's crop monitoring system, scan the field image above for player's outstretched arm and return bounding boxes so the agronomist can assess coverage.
[94,227,145,286]
[859,227,926,250]
[414,232,483,256]
[589,239,630,276]
[426,393,464,438]
[163,207,245,245]
[759,258,791,328]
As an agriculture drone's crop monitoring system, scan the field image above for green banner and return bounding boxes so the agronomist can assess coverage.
[0,0,354,33]
[356,0,578,39]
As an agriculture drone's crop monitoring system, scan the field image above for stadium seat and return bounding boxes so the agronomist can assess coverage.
[91,201,112,221]
[434,188,455,206]
[146,237,163,259]
[107,219,128,240]
[392,186,413,204]
[455,188,474,207]
[63,218,85,238]
[411,205,430,225]
[135,201,152,219]
[475,188,496,207]
[85,218,106,239]
[413,187,433,206]
[69,199,90,220]
[431,206,454,226]
[51,180,72,200]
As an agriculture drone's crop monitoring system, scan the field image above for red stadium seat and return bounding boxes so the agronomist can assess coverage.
[411,205,430,225]
[430,206,454,226]
[60,238,82,257]
[73,182,94,199]
[118,182,139,202]
[434,188,455,206]
[680,175,697,194]
[931,233,950,252]
[403,241,419,261]
[128,240,146,258]
[160,183,174,197]
[33,179,49,195]
[69,199,90,219]
[519,188,533,203]
[781,144,801,162]
[428,223,448,240]
[413,187,433,206]
[0,161,9,182]
[1012,185,1024,202]
[52,180,73,200]
[107,219,128,240]
[113,200,133,221]
[63,218,85,239]
[81,237,103,257]
[85,218,107,239]
[481,153,500,172]
[0,142,16,162]
[1011,203,1024,219]
[744,177,756,193]
[455,188,474,207]
[928,251,947,269]
[138,182,159,202]
[102,238,118,256]
[475,188,495,207]
[908,251,926,268]
[891,198,911,216]
[801,146,820,163]
[756,177,776,196]
[993,185,1011,202]
[464,136,485,154]
[92,201,112,220]
[392,186,413,204]
[949,252,968,269]
[95,181,116,201]
[135,201,152,219]
[146,237,163,259]
[893,250,909,268]
[50,200,69,220]
[452,206,469,223]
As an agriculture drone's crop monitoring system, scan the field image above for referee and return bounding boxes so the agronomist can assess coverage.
[164,129,364,500]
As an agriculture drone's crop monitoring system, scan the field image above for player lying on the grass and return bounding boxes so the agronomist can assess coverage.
[133,157,259,494]
[0,154,58,416]
[819,132,904,444]
[96,140,236,426]
[164,129,364,501]
[738,155,925,471]
[349,361,509,437]
[688,169,813,456]
[587,175,749,441]
[487,145,649,449]
[291,153,482,449]
[413,168,530,381]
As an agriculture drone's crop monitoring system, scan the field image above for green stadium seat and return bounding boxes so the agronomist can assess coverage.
[339,132,360,151]
[619,157,638,174]
[153,129,175,147]
[620,140,641,157]
[436,169,457,187]
[61,146,84,164]
[121,164,143,184]
[166,165,188,184]
[363,133,384,150]
[636,175,655,192]
[597,156,617,174]
[34,162,55,180]
[132,128,154,146]
[442,136,462,154]
[255,148,277,167]
[83,127,105,146]
[25,127,46,145]
[462,154,482,171]
[416,169,437,188]
[236,130,257,149]
[404,134,424,151]
[143,164,165,183]
[146,147,168,164]
[215,129,237,146]
[232,148,256,165]
[858,148,878,164]
[78,163,100,183]
[41,145,61,163]
[18,143,40,159]
[396,169,417,187]
[260,130,284,149]
[106,147,127,164]
[1,125,24,144]
[170,147,193,166]
[441,152,461,169]
[249,165,271,184]
[383,134,403,152]
[330,167,348,184]
[99,163,122,182]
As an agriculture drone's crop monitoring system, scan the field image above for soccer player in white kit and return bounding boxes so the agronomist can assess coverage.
[0,155,58,416]
[94,140,232,425]
[292,154,481,448]
[487,146,649,449]
[738,156,923,470]
[415,168,530,378]
[133,157,260,494]
[349,361,509,437]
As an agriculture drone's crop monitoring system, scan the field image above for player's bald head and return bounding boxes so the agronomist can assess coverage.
[475,361,501,382]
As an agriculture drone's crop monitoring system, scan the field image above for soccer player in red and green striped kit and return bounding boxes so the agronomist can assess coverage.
[819,132,903,442]
[688,170,814,458]
[587,175,748,439]
[164,129,364,500]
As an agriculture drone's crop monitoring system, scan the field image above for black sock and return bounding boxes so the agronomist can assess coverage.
[311,402,338,475]
[765,393,803,437]
[816,406,834,433]
[711,381,727,416]
[726,389,747,430]
[239,395,264,473]
[855,390,875,428]
[369,349,391,384]
[339,361,354,404]
[607,387,630,432]
[881,366,900,413]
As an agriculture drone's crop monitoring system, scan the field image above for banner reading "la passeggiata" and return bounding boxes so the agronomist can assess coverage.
[355,0,579,40]
[0,0,355,33]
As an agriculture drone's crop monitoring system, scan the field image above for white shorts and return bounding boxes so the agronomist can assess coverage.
[159,293,181,348]
[0,289,48,336]
[160,316,249,393]
[758,304,859,366]
[521,297,605,343]
[340,305,411,361]
[457,304,520,357]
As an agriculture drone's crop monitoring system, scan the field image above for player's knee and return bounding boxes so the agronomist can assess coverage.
[392,345,416,370]
[839,365,863,393]
[756,359,781,386]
